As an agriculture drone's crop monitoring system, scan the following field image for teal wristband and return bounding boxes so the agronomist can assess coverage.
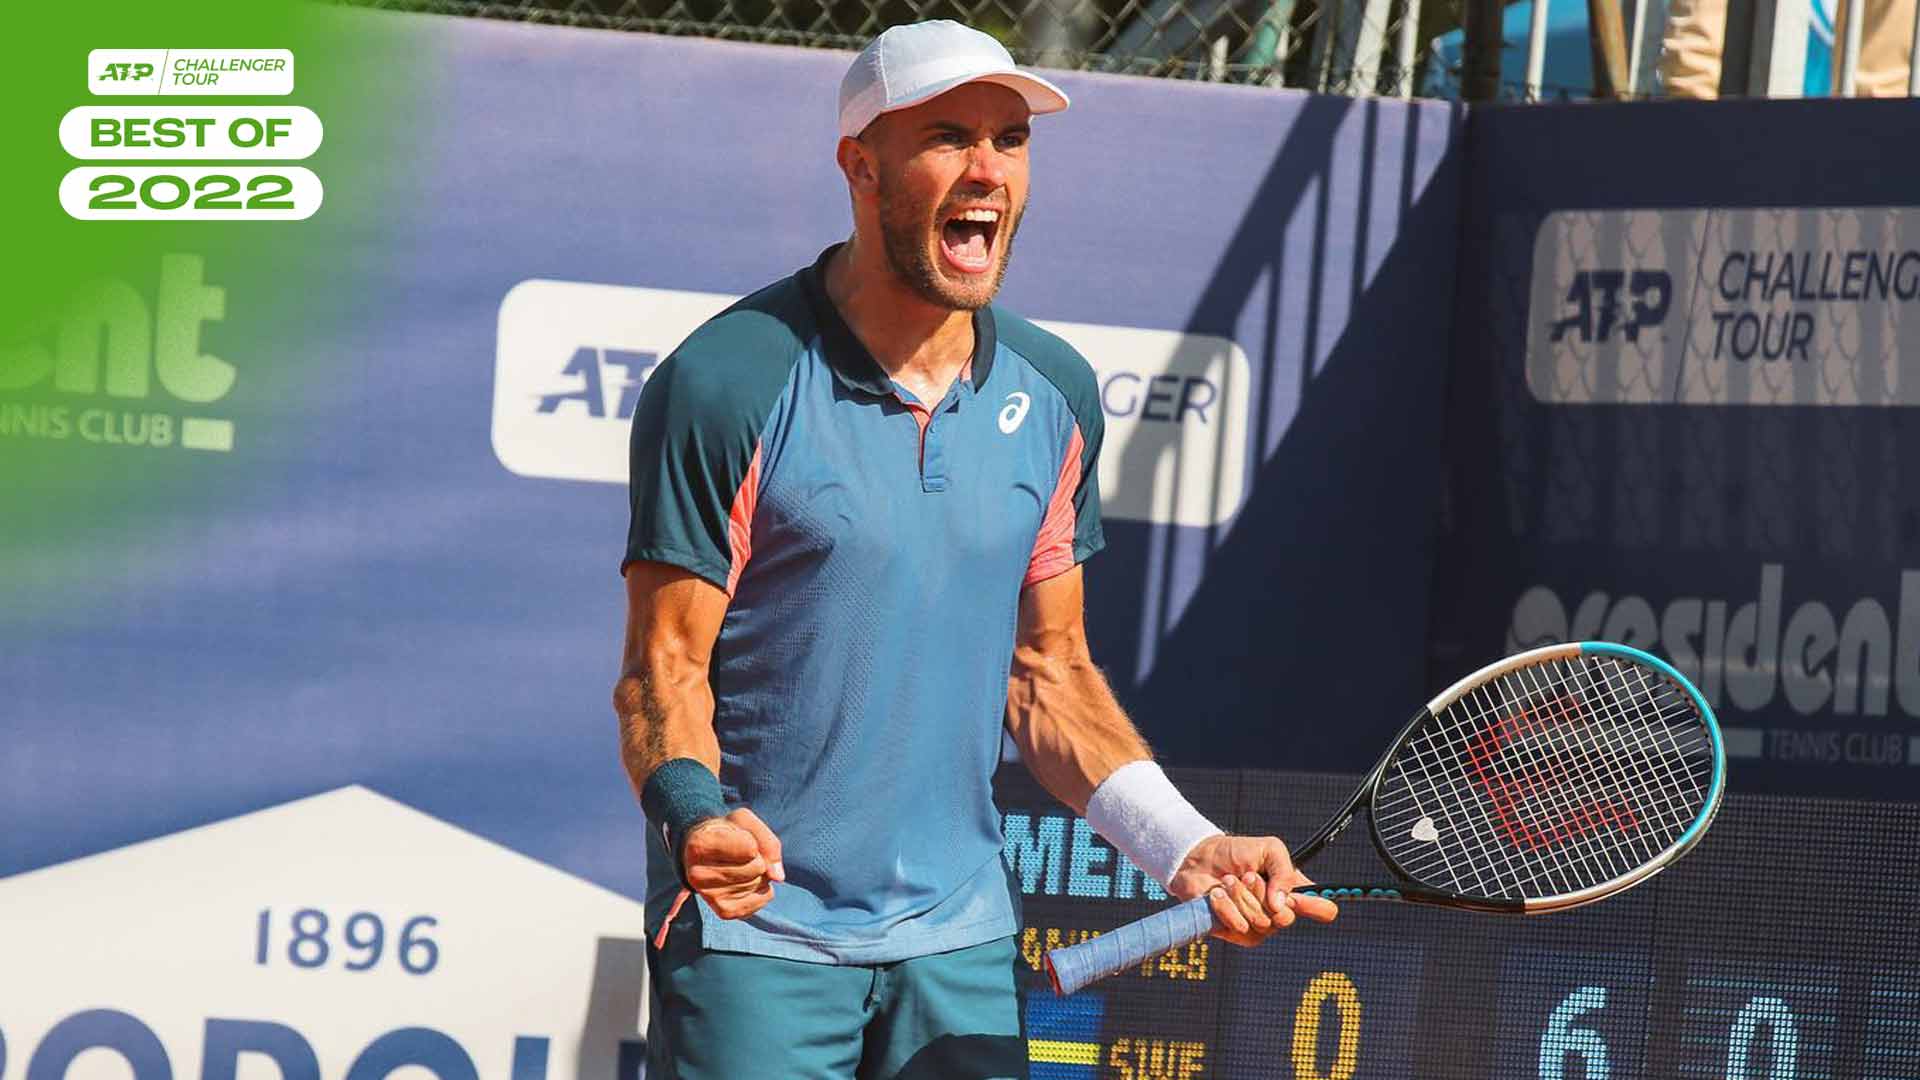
[641,758,728,887]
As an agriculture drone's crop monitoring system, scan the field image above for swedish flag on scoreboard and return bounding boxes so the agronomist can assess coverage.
[1024,991,1105,1079]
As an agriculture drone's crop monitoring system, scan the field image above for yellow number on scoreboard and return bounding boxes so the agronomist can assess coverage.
[1019,926,1100,971]
[1019,927,1209,981]
[1141,941,1209,980]
[1290,971,1362,1080]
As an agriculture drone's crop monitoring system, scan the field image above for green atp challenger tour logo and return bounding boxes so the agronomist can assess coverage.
[97,61,156,83]
[88,50,293,95]
[67,51,319,219]
[0,256,237,453]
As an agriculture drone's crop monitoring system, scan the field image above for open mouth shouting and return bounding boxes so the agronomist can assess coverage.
[939,206,1002,275]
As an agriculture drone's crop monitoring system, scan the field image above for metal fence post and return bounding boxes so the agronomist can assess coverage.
[1720,0,1808,95]
[1629,0,1671,91]
[1311,0,1341,90]
[1720,0,1758,92]
[1626,0,1650,93]
[1764,0,1810,93]
[1839,0,1866,94]
[1462,0,1505,99]
[1910,0,1920,93]
[1588,0,1631,94]
[1341,0,1396,91]
[1526,0,1552,98]
[1395,0,1423,95]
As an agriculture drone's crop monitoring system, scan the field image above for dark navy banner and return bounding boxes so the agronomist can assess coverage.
[1434,98,1920,802]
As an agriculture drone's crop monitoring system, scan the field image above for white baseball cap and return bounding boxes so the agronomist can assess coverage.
[838,20,1070,139]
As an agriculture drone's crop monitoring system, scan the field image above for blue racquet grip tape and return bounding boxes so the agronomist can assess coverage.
[1044,894,1215,995]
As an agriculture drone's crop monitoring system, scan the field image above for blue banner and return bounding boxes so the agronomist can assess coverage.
[5,12,1462,901]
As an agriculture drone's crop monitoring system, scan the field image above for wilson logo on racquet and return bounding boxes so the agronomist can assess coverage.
[1466,700,1640,852]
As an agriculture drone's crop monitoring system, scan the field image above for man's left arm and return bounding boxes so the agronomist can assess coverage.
[1005,565,1339,946]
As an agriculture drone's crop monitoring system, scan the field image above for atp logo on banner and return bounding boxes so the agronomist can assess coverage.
[492,279,1253,527]
[539,347,659,421]
[1547,270,1673,344]
[492,280,732,485]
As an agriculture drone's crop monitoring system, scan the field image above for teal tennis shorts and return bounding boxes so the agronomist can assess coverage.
[645,904,1026,1079]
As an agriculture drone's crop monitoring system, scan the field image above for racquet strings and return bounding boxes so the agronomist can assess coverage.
[1371,653,1716,902]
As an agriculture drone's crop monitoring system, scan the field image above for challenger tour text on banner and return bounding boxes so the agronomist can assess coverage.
[491,280,1252,529]
[1527,207,1920,406]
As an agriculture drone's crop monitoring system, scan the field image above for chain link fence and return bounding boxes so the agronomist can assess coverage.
[341,0,1466,96]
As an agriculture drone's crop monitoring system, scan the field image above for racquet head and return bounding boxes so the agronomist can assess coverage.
[1364,642,1724,911]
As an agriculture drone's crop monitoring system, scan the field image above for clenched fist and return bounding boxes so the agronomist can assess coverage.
[682,807,786,919]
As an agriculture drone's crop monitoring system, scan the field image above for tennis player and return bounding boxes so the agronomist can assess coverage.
[616,20,1338,1077]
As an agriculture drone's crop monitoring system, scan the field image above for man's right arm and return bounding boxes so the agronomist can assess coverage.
[615,560,784,920]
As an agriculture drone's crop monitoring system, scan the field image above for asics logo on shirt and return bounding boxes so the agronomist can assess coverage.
[998,392,1031,434]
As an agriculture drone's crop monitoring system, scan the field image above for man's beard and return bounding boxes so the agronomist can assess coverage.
[875,182,1021,311]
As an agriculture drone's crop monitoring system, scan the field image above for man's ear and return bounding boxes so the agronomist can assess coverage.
[837,134,879,196]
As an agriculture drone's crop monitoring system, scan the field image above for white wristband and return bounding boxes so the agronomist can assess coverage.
[1084,760,1223,888]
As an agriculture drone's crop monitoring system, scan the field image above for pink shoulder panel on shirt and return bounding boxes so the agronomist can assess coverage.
[725,442,765,596]
[1024,423,1085,587]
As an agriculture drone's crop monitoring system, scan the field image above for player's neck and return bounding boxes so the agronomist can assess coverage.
[825,239,975,394]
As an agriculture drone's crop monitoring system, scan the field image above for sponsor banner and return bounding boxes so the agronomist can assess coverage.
[1043,319,1249,529]
[0,254,238,454]
[90,49,295,96]
[1527,207,1920,406]
[1447,103,1920,800]
[1503,562,1919,778]
[493,281,1252,528]
[491,281,728,488]
[0,787,647,1079]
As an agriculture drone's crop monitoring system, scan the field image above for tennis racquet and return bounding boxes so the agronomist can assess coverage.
[1044,641,1725,995]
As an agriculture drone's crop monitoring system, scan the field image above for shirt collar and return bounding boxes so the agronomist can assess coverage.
[797,243,998,398]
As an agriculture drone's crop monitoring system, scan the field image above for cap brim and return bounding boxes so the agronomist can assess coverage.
[873,68,1070,128]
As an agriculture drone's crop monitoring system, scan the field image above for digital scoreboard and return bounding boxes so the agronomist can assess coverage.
[995,767,1920,1079]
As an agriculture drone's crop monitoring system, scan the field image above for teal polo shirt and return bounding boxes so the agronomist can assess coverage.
[625,245,1105,963]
